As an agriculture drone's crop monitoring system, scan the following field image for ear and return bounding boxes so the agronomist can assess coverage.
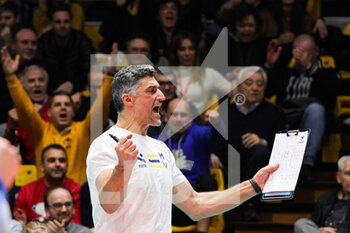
[45,207,50,218]
[121,93,134,108]
[336,171,341,184]
[48,108,52,118]
[40,163,44,173]
[314,46,319,58]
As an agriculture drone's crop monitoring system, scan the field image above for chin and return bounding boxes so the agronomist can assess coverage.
[150,120,162,127]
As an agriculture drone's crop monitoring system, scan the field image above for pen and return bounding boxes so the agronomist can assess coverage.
[109,134,119,143]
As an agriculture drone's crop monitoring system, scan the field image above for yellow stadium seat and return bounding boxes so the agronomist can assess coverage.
[322,96,350,162]
[172,168,225,233]
[343,23,350,36]
[84,23,103,53]
[15,165,37,187]
[305,0,321,19]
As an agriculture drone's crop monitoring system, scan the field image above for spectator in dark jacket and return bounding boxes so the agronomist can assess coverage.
[36,4,94,94]
[294,155,350,233]
[265,34,340,183]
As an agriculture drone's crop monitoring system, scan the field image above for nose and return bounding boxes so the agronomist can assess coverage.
[184,48,190,56]
[27,42,33,49]
[54,159,61,167]
[60,204,67,212]
[34,79,40,86]
[157,89,165,101]
[251,82,258,90]
[173,114,180,121]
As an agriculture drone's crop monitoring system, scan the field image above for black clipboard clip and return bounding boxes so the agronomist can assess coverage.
[286,129,299,136]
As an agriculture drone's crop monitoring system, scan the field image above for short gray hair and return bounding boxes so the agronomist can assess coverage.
[237,66,267,84]
[338,155,350,171]
[19,65,49,84]
[112,64,157,113]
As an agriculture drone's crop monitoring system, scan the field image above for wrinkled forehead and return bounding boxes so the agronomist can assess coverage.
[23,68,45,79]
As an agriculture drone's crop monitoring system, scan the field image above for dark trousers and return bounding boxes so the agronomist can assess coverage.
[240,145,270,181]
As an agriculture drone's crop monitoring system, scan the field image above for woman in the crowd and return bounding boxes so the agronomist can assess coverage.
[168,31,231,121]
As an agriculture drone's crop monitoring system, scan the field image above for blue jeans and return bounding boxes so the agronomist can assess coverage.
[300,103,326,166]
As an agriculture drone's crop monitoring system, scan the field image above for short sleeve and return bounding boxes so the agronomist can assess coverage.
[86,136,118,187]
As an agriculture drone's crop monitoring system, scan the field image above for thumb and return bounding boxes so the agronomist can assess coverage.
[276,46,282,55]
[61,219,66,226]
[15,54,20,63]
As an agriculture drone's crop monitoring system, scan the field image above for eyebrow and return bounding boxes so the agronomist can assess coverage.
[147,83,160,89]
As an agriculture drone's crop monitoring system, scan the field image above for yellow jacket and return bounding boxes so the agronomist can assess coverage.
[7,75,113,185]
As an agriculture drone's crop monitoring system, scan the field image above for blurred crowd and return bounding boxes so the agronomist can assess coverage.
[1,0,350,232]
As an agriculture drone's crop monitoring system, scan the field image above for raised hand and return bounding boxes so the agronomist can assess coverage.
[313,19,328,40]
[106,42,119,75]
[265,40,282,68]
[115,134,138,170]
[1,46,20,78]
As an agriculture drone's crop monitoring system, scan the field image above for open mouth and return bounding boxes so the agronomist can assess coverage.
[166,15,174,20]
[153,106,160,113]
[59,113,67,120]
[33,89,42,94]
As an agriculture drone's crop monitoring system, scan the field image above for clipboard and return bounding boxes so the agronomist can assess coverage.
[261,129,310,201]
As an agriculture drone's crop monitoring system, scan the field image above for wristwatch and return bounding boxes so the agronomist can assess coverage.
[249,179,262,195]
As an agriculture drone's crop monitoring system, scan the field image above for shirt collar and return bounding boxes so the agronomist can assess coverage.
[235,101,261,115]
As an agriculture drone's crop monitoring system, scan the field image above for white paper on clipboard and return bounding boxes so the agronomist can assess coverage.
[263,129,310,193]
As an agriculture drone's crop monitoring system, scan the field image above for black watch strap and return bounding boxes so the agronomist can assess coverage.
[249,179,262,195]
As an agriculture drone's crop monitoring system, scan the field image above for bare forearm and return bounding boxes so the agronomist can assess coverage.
[99,166,133,214]
[189,181,256,220]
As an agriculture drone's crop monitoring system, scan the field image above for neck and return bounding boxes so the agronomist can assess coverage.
[162,26,174,36]
[240,102,253,113]
[116,112,148,135]
[297,61,313,72]
[54,123,71,133]
[44,177,65,187]
[32,95,47,105]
